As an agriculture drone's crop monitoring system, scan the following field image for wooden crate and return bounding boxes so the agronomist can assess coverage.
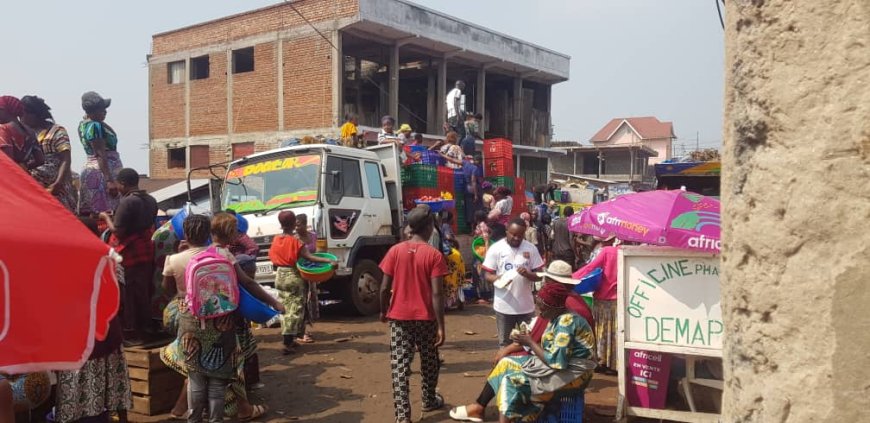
[124,342,184,416]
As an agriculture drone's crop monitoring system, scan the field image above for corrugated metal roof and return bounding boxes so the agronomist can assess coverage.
[150,179,210,204]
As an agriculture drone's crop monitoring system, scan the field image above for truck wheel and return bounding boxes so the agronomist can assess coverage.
[346,259,382,316]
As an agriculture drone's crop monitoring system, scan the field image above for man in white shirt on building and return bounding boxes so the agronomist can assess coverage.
[482,217,545,346]
[445,80,466,138]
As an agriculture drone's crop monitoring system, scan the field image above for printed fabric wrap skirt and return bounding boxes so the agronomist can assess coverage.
[79,151,123,215]
[592,299,618,369]
[274,266,306,337]
[55,350,132,422]
[161,297,257,417]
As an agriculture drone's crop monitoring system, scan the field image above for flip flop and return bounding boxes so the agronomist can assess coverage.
[422,393,444,412]
[448,405,483,422]
[168,411,189,420]
[239,404,267,422]
[298,335,315,344]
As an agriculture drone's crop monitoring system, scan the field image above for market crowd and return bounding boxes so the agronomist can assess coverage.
[0,86,622,423]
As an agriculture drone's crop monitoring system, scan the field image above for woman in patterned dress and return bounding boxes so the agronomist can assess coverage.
[294,214,320,344]
[0,95,44,172]
[77,91,123,215]
[485,283,595,422]
[53,217,132,423]
[20,96,77,212]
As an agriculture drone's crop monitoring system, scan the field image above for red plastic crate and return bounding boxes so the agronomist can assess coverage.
[485,157,514,177]
[515,177,526,194]
[403,187,439,211]
[484,138,514,160]
[437,167,455,191]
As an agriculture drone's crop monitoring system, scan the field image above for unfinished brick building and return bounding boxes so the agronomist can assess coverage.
[148,0,570,183]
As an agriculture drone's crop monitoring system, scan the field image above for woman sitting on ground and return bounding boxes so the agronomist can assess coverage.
[450,270,596,423]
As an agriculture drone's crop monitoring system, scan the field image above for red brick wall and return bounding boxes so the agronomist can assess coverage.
[150,65,185,139]
[151,0,358,56]
[232,42,278,133]
[284,33,334,129]
[190,53,228,136]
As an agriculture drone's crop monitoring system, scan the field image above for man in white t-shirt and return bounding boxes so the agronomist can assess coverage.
[482,218,544,346]
[445,80,466,137]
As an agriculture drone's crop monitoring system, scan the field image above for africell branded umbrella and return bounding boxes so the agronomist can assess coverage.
[0,152,120,373]
[568,190,721,252]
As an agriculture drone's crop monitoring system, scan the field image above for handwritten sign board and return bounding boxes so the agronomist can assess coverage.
[617,246,723,423]
[622,250,722,352]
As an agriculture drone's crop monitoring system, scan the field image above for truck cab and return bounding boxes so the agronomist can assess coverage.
[220,143,404,315]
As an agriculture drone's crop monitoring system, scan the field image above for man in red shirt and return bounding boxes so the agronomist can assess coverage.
[379,205,449,423]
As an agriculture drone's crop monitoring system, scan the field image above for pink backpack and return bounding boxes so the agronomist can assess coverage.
[184,246,239,320]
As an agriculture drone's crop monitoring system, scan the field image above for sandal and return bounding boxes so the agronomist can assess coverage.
[168,411,189,420]
[449,405,483,422]
[422,393,445,412]
[239,404,267,422]
[298,334,315,344]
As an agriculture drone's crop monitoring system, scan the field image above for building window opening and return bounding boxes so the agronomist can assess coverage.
[168,147,186,169]
[190,55,210,80]
[232,47,255,74]
[167,61,185,84]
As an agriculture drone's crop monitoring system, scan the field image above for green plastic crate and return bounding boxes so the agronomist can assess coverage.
[405,165,437,188]
[486,176,515,190]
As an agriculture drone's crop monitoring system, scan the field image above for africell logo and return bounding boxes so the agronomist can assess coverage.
[687,235,721,251]
[596,212,610,226]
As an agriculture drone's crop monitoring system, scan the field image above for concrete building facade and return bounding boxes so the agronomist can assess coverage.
[550,143,658,185]
[147,0,570,180]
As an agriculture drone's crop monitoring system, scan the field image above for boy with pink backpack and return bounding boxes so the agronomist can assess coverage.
[162,214,284,423]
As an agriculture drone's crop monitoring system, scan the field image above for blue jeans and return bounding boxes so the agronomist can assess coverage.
[188,373,228,423]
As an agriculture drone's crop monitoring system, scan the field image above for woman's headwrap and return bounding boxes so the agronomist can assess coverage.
[0,96,24,117]
[537,282,571,309]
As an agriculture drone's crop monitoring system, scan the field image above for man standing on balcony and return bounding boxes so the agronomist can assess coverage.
[445,80,466,139]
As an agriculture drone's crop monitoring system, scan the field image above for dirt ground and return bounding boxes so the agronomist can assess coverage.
[139,303,619,422]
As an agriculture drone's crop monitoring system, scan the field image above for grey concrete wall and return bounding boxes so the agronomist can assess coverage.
[358,0,570,79]
[722,1,870,422]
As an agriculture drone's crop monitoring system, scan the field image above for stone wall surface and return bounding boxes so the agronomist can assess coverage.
[722,1,870,422]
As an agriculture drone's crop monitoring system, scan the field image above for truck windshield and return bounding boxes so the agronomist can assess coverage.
[222,154,321,214]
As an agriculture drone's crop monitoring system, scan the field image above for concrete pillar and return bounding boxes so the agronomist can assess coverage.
[512,76,522,143]
[436,58,447,132]
[427,69,436,134]
[332,31,343,127]
[476,68,486,127]
[276,37,284,131]
[184,56,191,138]
[389,43,400,119]
[226,50,233,136]
[722,2,870,422]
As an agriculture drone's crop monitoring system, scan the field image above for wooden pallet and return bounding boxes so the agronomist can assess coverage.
[124,341,184,416]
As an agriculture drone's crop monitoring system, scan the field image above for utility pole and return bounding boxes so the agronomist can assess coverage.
[696,131,700,152]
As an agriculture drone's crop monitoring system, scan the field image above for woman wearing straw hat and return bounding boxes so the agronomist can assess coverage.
[449,262,595,422]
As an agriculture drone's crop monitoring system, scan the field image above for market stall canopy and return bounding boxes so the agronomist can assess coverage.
[0,153,120,373]
[568,190,720,252]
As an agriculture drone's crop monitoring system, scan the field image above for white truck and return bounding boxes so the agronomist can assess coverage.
[219,143,406,315]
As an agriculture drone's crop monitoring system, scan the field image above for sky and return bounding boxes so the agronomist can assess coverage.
[2,0,724,174]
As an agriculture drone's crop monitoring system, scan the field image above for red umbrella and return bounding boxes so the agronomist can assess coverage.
[0,152,120,373]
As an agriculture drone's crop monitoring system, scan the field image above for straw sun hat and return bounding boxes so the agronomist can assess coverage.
[537,260,579,285]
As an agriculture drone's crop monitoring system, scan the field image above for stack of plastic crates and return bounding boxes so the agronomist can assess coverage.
[483,138,514,178]
[535,392,584,423]
[405,164,436,188]
[486,176,515,191]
